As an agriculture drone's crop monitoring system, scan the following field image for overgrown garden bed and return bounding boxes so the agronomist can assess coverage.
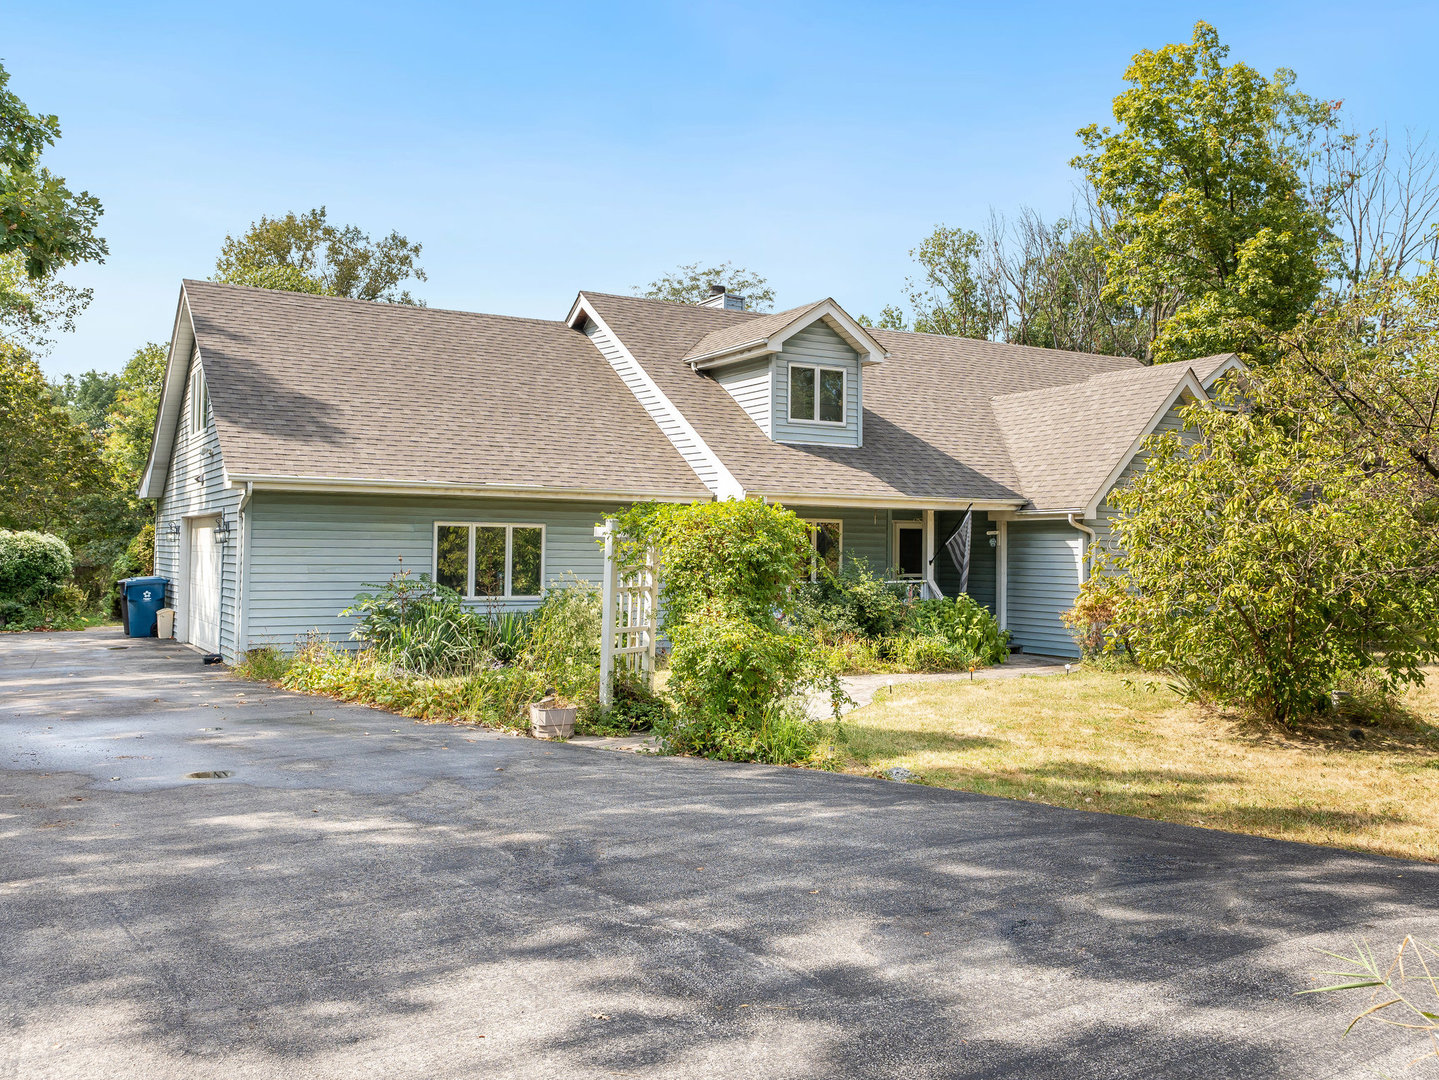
[236,500,1012,765]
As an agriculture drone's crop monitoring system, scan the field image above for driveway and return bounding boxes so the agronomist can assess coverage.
[2,628,1434,1079]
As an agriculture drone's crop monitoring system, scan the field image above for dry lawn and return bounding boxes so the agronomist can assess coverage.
[840,668,1439,863]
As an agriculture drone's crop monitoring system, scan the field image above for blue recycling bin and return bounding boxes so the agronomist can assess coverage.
[122,576,168,638]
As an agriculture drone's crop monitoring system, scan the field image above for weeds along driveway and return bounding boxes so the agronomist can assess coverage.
[2,627,1436,1080]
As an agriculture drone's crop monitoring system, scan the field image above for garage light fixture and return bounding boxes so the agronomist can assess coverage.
[214,513,232,545]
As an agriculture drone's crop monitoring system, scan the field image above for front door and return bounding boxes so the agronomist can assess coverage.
[893,522,924,578]
[187,516,221,653]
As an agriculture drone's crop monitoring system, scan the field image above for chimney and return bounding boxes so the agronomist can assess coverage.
[699,283,746,311]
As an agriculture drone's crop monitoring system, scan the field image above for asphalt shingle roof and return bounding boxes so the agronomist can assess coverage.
[183,280,710,498]
[177,281,1227,511]
[680,300,829,362]
[992,362,1199,511]
[582,292,1149,504]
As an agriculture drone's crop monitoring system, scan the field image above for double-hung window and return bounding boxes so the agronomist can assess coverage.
[434,523,545,599]
[803,519,842,582]
[788,364,845,425]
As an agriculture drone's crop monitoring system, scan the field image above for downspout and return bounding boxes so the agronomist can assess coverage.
[1067,513,1096,583]
[235,481,253,658]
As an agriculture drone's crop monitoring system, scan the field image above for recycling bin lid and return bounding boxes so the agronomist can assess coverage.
[122,575,167,593]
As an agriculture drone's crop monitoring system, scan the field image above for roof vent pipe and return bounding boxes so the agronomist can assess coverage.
[699,284,746,312]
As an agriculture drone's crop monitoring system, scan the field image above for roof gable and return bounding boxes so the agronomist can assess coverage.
[992,362,1207,512]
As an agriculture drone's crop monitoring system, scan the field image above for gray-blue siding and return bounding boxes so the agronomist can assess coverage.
[1005,520,1082,657]
[770,323,863,447]
[244,494,626,649]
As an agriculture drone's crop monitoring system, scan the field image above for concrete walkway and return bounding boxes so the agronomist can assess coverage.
[3,627,1433,1079]
[807,652,1071,719]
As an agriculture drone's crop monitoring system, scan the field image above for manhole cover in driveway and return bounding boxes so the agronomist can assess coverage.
[185,770,234,779]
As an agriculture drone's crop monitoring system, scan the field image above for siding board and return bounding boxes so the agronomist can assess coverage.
[711,356,772,436]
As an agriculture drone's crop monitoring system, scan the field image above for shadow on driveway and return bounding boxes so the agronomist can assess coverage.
[1,628,1434,1078]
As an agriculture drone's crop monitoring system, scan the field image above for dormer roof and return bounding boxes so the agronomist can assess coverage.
[680,297,887,370]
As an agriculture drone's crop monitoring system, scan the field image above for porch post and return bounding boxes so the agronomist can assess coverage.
[922,509,943,599]
[597,520,616,707]
[996,519,1008,630]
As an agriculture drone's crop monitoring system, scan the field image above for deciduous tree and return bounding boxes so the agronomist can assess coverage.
[214,207,426,304]
[637,261,774,311]
[0,343,107,535]
[1090,402,1439,724]
[0,63,106,281]
[1073,21,1335,364]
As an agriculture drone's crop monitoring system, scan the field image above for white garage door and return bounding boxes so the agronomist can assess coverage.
[187,516,221,654]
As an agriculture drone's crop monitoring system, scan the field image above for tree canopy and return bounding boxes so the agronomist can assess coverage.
[0,63,107,282]
[1073,21,1334,363]
[214,207,427,304]
[0,342,108,536]
[637,261,775,311]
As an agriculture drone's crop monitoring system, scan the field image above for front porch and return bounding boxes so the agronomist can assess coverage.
[789,505,1002,609]
[788,503,1084,659]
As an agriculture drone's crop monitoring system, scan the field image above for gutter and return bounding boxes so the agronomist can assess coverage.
[226,475,709,503]
[1067,513,1097,582]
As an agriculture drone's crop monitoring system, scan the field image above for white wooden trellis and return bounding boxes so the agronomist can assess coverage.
[596,519,659,707]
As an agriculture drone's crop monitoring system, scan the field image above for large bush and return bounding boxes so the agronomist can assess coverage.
[617,500,842,763]
[792,557,907,639]
[1093,404,1439,725]
[0,529,73,608]
[904,595,1008,665]
[522,578,601,704]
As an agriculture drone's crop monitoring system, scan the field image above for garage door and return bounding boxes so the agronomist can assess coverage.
[187,516,221,654]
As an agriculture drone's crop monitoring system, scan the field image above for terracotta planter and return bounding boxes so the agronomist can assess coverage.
[529,700,576,740]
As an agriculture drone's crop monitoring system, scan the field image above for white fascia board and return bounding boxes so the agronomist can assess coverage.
[571,294,746,500]
[989,508,1084,521]
[227,475,710,503]
[1197,353,1248,387]
[138,286,197,500]
[1082,370,1209,518]
[688,344,773,371]
[769,301,887,365]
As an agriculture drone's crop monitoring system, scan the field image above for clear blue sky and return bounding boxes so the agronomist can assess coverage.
[13,0,1439,378]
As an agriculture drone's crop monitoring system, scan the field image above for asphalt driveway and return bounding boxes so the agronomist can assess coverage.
[2,628,1435,1079]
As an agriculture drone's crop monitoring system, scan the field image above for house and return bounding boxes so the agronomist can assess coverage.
[140,281,1240,661]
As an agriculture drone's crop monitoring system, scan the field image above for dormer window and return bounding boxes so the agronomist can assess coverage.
[789,364,845,425]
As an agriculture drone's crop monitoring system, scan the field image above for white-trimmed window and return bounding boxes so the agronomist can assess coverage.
[803,519,842,582]
[433,523,545,599]
[789,364,845,425]
[190,361,209,434]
